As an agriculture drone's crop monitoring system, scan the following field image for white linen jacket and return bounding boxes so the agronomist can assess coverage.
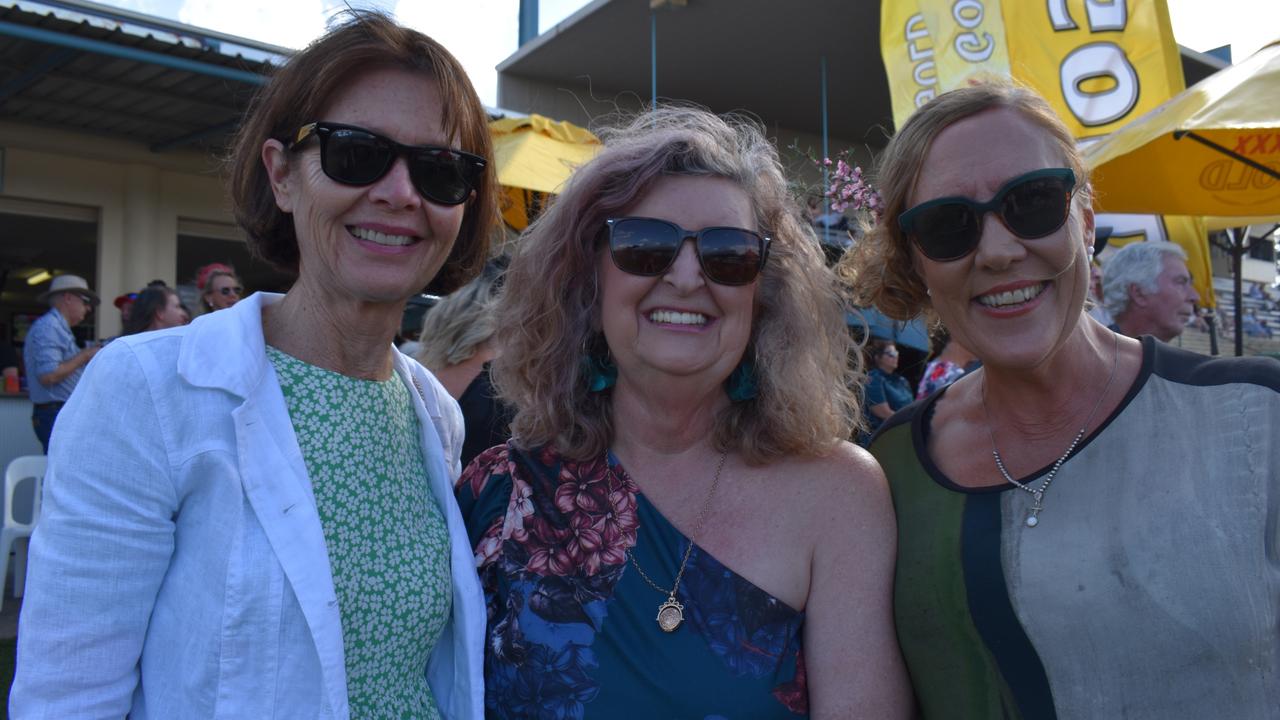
[10,293,485,720]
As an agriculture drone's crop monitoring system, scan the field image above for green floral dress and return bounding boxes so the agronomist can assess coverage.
[268,346,452,719]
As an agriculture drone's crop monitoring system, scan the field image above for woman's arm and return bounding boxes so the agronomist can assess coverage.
[803,444,914,719]
[865,372,895,420]
[11,342,178,717]
[869,401,896,420]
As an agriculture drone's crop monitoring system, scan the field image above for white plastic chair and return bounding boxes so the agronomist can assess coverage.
[1,455,46,612]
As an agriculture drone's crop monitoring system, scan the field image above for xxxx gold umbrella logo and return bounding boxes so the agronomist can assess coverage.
[1198,132,1280,204]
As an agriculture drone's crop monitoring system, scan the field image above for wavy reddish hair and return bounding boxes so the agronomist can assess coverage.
[492,107,859,465]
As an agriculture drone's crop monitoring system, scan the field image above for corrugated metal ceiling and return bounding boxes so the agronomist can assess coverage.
[0,2,276,152]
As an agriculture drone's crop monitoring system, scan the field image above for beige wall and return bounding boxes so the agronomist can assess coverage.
[0,121,235,337]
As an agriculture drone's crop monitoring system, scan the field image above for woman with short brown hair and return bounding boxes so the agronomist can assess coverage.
[227,15,494,295]
[15,12,495,718]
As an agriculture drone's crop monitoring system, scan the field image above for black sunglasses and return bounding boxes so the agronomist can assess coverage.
[605,217,771,286]
[217,286,243,297]
[288,122,485,206]
[899,168,1077,262]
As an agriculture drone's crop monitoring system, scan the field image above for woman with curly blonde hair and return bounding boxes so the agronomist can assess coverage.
[455,107,911,718]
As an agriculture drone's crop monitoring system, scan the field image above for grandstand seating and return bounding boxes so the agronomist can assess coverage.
[1173,278,1280,357]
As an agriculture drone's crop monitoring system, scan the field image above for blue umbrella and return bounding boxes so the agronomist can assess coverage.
[846,306,931,352]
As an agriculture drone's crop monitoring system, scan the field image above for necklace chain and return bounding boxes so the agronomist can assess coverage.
[982,332,1120,528]
[621,449,727,631]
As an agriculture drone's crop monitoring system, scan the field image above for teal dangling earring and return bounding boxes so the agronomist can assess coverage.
[582,348,617,392]
[725,359,758,402]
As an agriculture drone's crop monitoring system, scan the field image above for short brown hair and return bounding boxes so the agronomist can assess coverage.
[839,80,1090,321]
[492,107,859,466]
[227,11,496,294]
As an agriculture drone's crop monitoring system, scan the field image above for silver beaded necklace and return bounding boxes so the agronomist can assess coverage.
[981,332,1120,528]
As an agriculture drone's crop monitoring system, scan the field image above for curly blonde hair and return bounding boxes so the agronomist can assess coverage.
[493,107,859,465]
[415,267,502,370]
[839,80,1092,321]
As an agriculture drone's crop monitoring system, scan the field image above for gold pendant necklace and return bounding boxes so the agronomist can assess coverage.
[621,449,728,632]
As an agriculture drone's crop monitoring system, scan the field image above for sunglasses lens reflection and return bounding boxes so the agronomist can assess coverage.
[912,204,979,261]
[408,150,472,205]
[698,228,764,285]
[905,170,1074,262]
[325,129,391,185]
[1000,176,1071,238]
[321,125,478,206]
[611,220,677,276]
[609,219,765,286]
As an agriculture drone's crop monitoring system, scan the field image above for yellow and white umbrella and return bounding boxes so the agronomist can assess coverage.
[489,114,601,230]
[1085,40,1280,217]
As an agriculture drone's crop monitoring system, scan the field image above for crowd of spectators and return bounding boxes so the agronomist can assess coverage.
[9,262,243,452]
[3,14,1277,718]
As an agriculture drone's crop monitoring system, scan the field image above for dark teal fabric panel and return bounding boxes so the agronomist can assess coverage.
[961,493,1056,720]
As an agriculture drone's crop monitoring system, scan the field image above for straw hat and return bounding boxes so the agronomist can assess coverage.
[37,274,100,305]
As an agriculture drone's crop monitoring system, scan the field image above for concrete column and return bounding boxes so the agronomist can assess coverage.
[121,163,166,288]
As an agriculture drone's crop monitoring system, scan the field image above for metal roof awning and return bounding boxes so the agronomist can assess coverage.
[0,0,282,153]
[498,0,1229,145]
[500,0,893,145]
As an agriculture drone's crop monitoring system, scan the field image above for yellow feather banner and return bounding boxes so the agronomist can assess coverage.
[879,0,1215,307]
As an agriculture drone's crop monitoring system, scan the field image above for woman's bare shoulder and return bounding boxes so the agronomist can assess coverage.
[765,441,893,531]
[772,440,887,489]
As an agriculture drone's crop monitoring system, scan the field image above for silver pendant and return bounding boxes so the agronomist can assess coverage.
[657,596,684,632]
[1025,492,1044,528]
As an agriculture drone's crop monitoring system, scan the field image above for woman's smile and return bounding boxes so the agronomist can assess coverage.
[645,307,714,330]
[911,107,1093,369]
[598,174,758,383]
[972,280,1051,318]
[347,223,423,255]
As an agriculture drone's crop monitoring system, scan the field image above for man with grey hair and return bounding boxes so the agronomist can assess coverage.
[1102,240,1200,343]
[24,274,101,452]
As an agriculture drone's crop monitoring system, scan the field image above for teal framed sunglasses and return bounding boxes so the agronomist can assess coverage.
[899,168,1077,261]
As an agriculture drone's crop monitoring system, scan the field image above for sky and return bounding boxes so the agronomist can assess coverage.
[65,0,1280,107]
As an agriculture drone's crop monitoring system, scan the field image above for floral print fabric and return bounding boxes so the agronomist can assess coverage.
[268,346,452,719]
[915,359,967,399]
[457,443,808,719]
